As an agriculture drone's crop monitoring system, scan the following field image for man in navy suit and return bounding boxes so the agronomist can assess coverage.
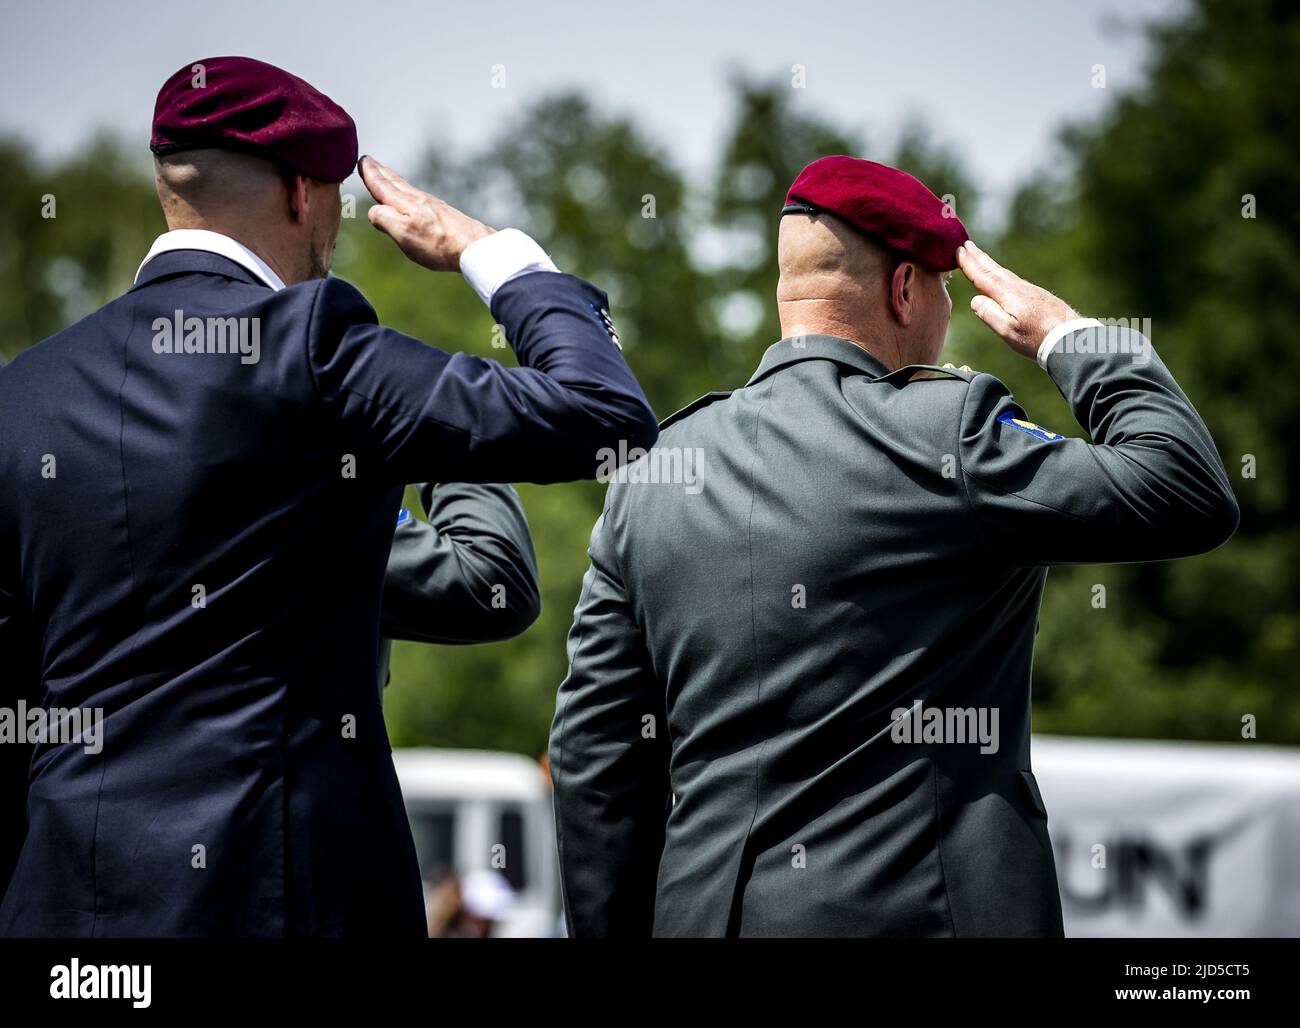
[0,57,656,936]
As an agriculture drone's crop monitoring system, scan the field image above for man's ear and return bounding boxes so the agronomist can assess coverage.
[286,173,312,226]
[889,260,917,326]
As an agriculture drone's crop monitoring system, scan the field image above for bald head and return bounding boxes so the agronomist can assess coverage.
[155,149,288,220]
[778,212,895,303]
[153,148,343,286]
[776,212,952,370]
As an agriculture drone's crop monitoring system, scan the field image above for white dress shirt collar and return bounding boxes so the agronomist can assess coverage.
[136,227,563,309]
[135,229,286,291]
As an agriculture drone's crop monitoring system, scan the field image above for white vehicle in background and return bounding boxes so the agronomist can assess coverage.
[395,737,1300,938]
[392,748,560,938]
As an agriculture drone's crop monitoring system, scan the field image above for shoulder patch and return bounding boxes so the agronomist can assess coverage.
[997,411,1064,442]
[659,391,732,430]
[396,507,413,527]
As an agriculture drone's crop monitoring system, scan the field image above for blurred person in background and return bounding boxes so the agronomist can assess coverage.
[427,869,516,938]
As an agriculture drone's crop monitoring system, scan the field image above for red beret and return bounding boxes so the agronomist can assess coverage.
[783,155,968,272]
[151,56,357,183]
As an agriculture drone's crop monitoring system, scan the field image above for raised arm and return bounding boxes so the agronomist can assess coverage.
[381,482,540,644]
[955,241,1239,566]
[308,157,659,486]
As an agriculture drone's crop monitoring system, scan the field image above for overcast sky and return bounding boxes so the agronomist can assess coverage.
[1,0,1184,221]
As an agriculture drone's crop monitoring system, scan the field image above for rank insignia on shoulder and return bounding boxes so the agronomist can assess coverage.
[396,507,412,527]
[589,303,621,350]
[659,390,732,429]
[997,410,1064,441]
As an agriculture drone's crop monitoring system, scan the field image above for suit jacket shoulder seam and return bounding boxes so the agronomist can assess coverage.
[956,376,1003,558]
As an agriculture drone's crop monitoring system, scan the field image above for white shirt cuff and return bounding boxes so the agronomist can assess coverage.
[459,228,560,307]
[1037,317,1105,369]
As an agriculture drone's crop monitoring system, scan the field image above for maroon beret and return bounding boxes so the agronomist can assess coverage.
[151,56,357,183]
[783,155,968,272]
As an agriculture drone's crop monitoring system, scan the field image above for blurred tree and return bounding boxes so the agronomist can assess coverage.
[375,94,715,754]
[0,137,161,362]
[993,0,1300,741]
[1,0,1295,754]
[706,76,858,383]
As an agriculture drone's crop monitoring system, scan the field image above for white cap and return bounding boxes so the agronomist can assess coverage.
[460,869,516,921]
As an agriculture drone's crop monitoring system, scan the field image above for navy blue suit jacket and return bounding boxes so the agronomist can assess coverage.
[0,249,656,936]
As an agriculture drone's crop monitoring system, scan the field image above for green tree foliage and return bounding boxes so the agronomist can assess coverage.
[1,0,1294,754]
[0,137,162,361]
[355,96,722,754]
[992,0,1300,741]
[707,76,857,381]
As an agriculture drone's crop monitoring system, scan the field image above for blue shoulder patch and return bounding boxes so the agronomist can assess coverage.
[997,410,1064,442]
[396,507,412,526]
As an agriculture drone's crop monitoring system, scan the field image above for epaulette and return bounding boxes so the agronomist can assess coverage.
[659,391,733,430]
[876,362,979,385]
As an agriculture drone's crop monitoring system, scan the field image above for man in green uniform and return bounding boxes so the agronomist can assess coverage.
[549,156,1239,938]
[378,483,539,694]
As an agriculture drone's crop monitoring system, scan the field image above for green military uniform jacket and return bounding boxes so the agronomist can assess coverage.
[550,327,1238,937]
[378,482,540,694]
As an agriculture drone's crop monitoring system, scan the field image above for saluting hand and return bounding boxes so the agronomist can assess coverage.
[957,240,1078,361]
[359,156,496,272]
